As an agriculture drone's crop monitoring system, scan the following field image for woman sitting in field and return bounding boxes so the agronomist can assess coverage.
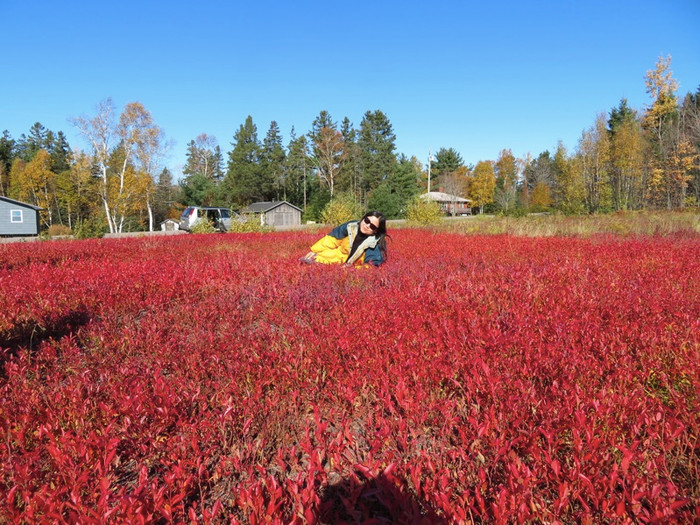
[300,211,388,267]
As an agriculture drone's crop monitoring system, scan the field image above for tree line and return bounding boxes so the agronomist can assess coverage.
[1,56,697,235]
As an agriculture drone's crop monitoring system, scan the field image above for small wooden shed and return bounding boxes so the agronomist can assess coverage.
[0,196,42,236]
[242,201,302,228]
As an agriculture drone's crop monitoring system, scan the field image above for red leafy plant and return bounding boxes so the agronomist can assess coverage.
[1,230,698,523]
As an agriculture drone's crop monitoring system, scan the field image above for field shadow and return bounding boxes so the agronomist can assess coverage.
[318,470,446,524]
[1,308,92,364]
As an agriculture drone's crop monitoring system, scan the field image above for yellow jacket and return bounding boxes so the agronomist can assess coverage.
[309,221,383,266]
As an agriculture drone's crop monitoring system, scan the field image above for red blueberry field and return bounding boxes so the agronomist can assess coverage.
[1,229,698,523]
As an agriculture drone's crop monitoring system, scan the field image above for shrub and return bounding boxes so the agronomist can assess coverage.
[320,193,363,225]
[405,196,442,225]
[73,217,107,239]
[47,224,72,237]
[190,219,217,234]
[228,218,274,233]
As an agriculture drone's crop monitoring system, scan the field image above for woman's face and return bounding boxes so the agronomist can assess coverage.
[360,215,380,235]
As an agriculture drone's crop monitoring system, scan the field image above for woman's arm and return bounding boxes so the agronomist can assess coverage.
[362,244,384,266]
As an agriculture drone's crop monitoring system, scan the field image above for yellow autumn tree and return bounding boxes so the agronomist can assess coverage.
[469,160,496,214]
[55,151,100,230]
[72,99,165,233]
[13,149,55,227]
[614,119,647,210]
[578,114,612,212]
[643,55,682,208]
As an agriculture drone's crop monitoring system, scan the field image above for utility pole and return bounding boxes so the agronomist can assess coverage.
[428,150,435,193]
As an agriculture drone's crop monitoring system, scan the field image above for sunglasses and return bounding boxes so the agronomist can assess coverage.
[363,216,379,233]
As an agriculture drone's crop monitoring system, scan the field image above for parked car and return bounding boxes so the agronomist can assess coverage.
[179,206,234,232]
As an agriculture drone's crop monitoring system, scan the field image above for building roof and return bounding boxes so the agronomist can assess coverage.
[242,201,302,213]
[0,196,43,210]
[419,191,471,203]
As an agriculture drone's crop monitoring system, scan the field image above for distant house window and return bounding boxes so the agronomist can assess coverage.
[11,209,23,223]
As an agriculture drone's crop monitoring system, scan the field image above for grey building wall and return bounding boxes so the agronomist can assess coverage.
[0,198,40,236]
[265,203,301,226]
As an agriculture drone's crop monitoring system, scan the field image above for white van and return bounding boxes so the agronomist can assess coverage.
[179,206,233,232]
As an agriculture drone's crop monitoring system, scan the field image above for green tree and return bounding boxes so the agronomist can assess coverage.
[261,121,286,200]
[181,134,224,206]
[183,134,223,180]
[0,130,16,195]
[180,174,218,206]
[285,127,311,210]
[552,141,585,214]
[680,87,700,205]
[154,167,178,224]
[224,115,263,206]
[338,117,360,198]
[17,122,48,161]
[431,147,464,191]
[367,156,421,218]
[357,110,397,195]
[494,149,519,213]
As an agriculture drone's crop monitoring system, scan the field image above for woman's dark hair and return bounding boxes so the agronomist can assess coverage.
[362,211,390,261]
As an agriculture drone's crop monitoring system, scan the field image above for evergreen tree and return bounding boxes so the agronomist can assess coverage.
[223,116,263,206]
[608,98,637,133]
[17,122,48,161]
[367,154,421,218]
[154,167,178,224]
[357,110,397,195]
[49,131,72,174]
[285,127,311,209]
[680,86,700,205]
[432,147,464,176]
[0,130,16,195]
[261,121,286,200]
[338,117,360,197]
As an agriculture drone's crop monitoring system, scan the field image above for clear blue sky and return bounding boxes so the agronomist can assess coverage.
[2,1,699,178]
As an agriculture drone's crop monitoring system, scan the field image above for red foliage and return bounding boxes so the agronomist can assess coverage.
[1,231,698,523]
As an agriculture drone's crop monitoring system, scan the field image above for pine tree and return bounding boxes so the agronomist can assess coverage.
[224,116,263,206]
[0,130,16,195]
[261,121,286,200]
[432,147,464,178]
[358,110,397,195]
[285,127,311,209]
[338,117,360,197]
